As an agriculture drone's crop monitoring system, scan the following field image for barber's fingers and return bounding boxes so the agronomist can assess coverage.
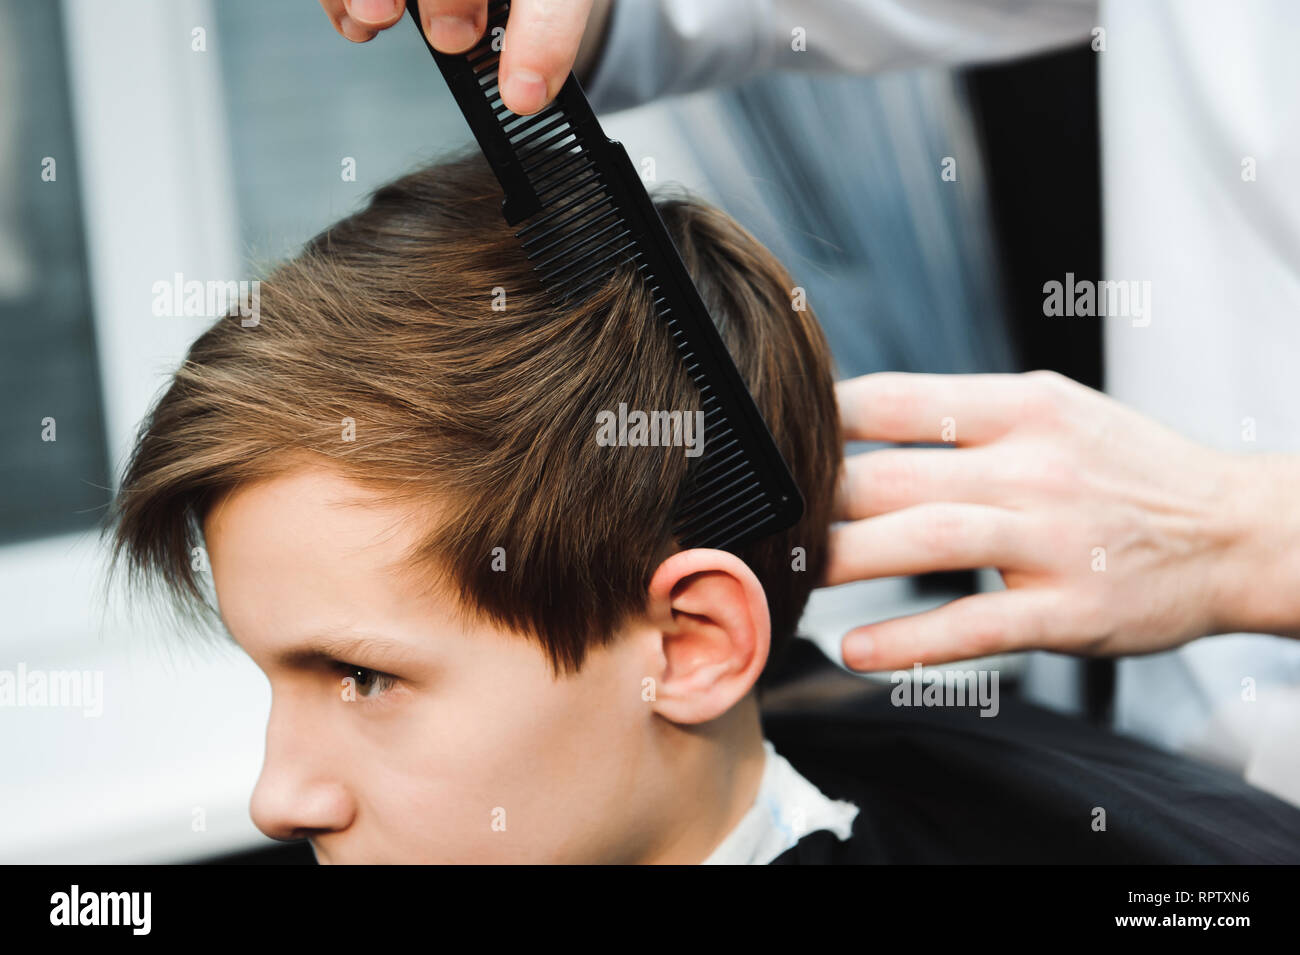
[323,0,592,115]
[411,0,488,51]
[346,0,408,29]
[836,371,1042,445]
[840,589,1061,671]
[321,0,482,46]
[822,502,1033,588]
[320,0,381,42]
[497,0,596,114]
[402,0,594,114]
[833,446,1011,522]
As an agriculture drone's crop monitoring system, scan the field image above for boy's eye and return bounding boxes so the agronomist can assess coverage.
[339,664,396,700]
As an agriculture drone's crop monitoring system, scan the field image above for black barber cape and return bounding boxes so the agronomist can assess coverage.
[760,676,1300,864]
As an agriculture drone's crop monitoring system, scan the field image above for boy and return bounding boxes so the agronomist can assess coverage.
[107,147,851,863]
[107,149,1300,865]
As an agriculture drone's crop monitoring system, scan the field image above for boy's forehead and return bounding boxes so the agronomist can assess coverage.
[202,462,449,653]
[206,463,407,567]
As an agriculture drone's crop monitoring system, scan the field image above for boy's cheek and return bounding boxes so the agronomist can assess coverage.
[352,662,643,862]
[335,734,598,862]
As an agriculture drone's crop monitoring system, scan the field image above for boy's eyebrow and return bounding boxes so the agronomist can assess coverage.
[272,632,421,669]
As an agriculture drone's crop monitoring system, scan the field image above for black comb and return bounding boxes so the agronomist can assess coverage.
[405,0,803,551]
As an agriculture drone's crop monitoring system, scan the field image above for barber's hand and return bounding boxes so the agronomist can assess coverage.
[826,369,1285,671]
[318,0,608,114]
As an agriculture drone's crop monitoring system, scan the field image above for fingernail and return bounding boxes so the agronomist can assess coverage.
[428,15,480,52]
[843,631,874,667]
[502,69,547,114]
[338,14,377,42]
[348,0,400,24]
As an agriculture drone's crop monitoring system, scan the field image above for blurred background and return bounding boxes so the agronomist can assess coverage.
[0,0,1104,862]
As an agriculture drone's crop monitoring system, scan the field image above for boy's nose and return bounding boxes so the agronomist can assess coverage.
[249,708,354,843]
[250,771,353,843]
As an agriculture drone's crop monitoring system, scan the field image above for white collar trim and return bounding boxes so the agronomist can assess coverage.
[701,738,860,864]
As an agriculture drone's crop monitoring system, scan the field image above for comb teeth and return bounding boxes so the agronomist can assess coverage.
[408,0,804,552]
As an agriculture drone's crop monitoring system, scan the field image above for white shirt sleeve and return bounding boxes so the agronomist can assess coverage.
[585,0,1099,113]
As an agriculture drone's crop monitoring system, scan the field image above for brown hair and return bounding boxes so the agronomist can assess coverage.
[105,148,840,685]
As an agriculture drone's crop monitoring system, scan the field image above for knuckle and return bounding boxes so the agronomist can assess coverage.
[1024,368,1065,386]
[864,450,914,509]
[1014,451,1077,493]
[1020,371,1067,424]
[1041,452,1078,488]
[917,504,968,560]
[871,373,917,433]
[959,602,1009,659]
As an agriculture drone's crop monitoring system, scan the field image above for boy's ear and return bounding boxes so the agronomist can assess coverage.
[642,548,771,725]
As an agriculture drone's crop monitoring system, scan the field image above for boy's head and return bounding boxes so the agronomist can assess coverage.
[108,149,840,862]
